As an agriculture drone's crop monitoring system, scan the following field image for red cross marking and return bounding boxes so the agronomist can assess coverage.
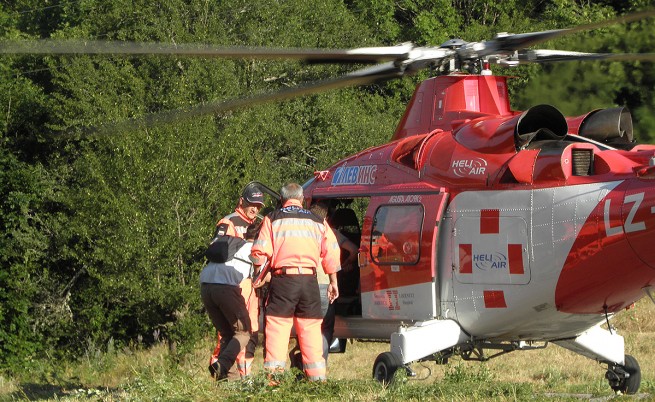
[483,290,507,308]
[480,209,500,234]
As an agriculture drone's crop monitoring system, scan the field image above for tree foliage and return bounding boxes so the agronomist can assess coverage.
[0,0,654,372]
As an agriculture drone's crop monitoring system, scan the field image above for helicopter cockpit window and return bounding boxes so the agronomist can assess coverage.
[371,204,423,265]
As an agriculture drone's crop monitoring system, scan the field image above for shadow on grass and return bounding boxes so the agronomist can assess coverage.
[10,382,120,401]
[10,383,70,400]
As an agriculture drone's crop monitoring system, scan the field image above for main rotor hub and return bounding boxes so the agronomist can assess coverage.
[440,38,468,49]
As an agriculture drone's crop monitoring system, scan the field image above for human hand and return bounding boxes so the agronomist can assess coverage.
[253,272,271,289]
[327,282,339,304]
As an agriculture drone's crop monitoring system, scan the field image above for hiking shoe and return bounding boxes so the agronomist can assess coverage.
[208,362,219,378]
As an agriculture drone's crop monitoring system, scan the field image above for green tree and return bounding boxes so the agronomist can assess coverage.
[0,146,53,371]
[1,0,655,373]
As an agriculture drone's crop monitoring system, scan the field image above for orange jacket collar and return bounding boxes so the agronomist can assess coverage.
[234,205,254,223]
[282,199,303,208]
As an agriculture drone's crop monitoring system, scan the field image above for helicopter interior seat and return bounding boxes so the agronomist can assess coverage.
[329,207,362,315]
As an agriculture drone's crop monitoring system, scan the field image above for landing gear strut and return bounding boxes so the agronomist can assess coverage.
[606,354,641,395]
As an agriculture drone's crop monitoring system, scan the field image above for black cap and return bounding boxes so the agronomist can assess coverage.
[242,186,264,205]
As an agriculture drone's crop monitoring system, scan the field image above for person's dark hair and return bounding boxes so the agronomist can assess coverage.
[245,221,262,240]
[309,200,330,220]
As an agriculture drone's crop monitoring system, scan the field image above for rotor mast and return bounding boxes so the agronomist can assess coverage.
[392,39,513,140]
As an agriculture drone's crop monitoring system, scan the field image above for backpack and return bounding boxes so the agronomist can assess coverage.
[205,235,247,263]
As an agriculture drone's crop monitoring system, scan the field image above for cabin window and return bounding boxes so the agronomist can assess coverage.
[371,204,423,265]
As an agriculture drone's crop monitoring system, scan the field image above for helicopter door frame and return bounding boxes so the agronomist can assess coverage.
[359,191,447,320]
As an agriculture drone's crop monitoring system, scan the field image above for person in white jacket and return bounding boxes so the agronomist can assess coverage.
[200,223,259,380]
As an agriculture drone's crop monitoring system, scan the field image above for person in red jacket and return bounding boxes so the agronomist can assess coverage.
[252,183,340,382]
[208,185,264,379]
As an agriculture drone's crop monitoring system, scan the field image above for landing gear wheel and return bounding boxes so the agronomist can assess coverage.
[606,354,641,394]
[373,352,402,385]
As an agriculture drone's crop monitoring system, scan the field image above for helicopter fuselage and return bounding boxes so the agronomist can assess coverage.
[305,74,655,343]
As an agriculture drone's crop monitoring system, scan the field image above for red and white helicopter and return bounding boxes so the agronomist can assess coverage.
[6,9,655,395]
[299,12,655,394]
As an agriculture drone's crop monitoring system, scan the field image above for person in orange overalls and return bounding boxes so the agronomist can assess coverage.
[208,185,264,379]
[251,183,340,382]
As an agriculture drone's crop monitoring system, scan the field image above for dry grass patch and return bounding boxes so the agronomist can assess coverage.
[0,375,18,397]
[1,299,654,400]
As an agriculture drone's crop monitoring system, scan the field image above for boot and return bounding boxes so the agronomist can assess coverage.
[208,361,219,378]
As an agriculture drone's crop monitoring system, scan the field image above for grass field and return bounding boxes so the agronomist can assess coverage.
[2,299,655,401]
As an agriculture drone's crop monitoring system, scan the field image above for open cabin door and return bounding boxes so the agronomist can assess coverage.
[359,192,448,320]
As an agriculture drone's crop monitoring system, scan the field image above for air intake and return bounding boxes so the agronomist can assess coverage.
[572,149,593,176]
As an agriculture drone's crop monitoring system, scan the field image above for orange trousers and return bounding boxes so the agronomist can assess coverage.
[265,315,325,380]
[263,274,326,381]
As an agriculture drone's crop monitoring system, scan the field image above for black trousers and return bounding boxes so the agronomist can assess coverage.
[201,283,251,375]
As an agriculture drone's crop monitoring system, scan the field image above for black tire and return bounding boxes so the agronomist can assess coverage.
[372,352,402,385]
[609,354,641,394]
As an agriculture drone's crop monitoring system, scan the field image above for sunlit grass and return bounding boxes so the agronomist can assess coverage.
[2,299,654,400]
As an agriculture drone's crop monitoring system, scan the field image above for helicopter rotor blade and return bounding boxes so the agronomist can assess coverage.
[0,39,414,64]
[516,49,655,63]
[91,62,404,135]
[4,9,652,136]
[476,8,655,57]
